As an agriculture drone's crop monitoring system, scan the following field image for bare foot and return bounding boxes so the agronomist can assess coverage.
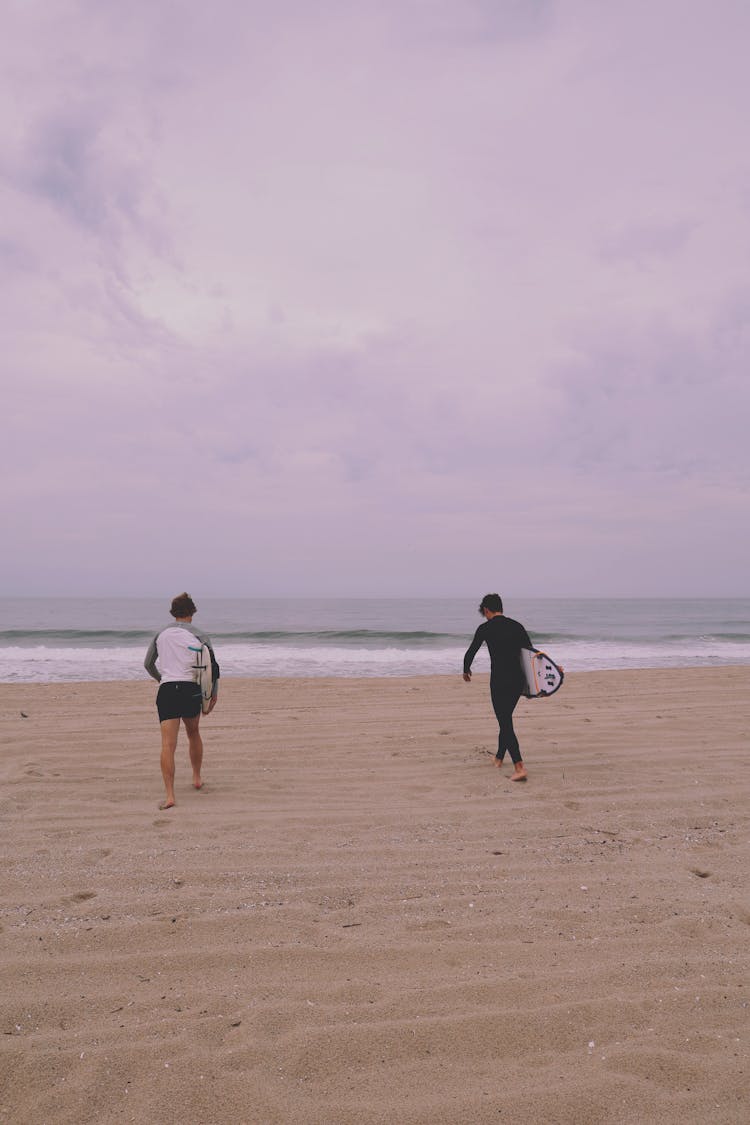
[493,758,504,768]
[159,799,176,810]
[510,767,528,782]
[192,779,203,790]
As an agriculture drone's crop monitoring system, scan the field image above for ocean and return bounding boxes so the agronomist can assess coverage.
[0,597,748,684]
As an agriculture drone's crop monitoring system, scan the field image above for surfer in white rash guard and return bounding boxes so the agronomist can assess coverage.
[144,593,219,810]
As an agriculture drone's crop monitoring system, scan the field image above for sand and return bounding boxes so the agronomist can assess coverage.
[1,667,748,1124]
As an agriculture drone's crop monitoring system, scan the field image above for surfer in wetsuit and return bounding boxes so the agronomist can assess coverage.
[144,592,219,810]
[462,593,534,781]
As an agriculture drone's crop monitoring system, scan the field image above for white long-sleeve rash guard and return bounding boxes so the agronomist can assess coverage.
[144,622,219,696]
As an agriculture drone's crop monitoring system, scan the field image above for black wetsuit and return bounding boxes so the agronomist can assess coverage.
[463,615,534,763]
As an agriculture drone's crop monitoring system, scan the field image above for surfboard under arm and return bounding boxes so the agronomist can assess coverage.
[520,648,564,698]
[189,643,216,714]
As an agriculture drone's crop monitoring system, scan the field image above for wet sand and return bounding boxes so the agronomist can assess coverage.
[1,667,748,1124]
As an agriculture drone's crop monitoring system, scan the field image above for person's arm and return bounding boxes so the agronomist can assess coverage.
[519,624,537,652]
[519,624,562,670]
[462,626,485,680]
[144,636,161,682]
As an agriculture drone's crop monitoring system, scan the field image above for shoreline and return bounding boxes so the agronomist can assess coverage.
[2,660,749,690]
[1,666,748,1123]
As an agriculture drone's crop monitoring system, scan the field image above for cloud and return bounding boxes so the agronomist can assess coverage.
[1,0,749,595]
[551,310,750,483]
[599,217,698,265]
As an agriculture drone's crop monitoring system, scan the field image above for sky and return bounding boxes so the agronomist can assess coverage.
[2,0,749,598]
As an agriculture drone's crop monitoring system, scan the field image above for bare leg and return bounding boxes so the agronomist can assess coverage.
[184,714,203,789]
[159,718,180,808]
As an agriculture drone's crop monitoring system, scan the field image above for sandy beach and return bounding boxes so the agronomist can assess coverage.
[1,667,748,1124]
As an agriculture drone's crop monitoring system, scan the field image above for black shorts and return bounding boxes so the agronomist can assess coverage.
[156,681,202,722]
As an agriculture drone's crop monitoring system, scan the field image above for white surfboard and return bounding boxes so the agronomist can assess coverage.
[520,648,564,698]
[190,643,215,714]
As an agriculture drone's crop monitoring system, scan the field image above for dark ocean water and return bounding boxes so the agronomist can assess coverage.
[1,597,748,683]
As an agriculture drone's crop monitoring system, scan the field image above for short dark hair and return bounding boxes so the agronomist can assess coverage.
[170,592,197,618]
[479,593,503,614]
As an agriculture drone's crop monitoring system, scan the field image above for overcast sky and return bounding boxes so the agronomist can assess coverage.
[2,0,748,597]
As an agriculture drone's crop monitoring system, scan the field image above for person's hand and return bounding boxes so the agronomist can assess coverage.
[463,672,472,682]
[206,696,217,714]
